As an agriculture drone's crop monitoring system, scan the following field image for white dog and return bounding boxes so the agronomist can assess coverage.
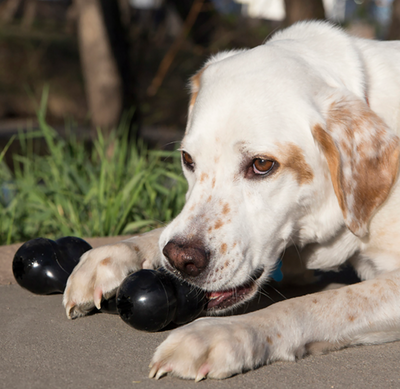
[63,21,400,381]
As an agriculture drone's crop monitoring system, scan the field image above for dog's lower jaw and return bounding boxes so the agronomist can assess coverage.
[205,282,259,315]
[204,267,266,314]
[161,263,268,313]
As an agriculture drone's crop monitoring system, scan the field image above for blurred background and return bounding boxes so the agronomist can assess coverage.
[0,0,399,245]
[0,0,399,147]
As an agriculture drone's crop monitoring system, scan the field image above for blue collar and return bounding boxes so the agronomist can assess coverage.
[271,259,283,282]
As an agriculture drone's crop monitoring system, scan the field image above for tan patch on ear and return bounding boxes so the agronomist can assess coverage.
[312,95,400,237]
[189,91,198,109]
[189,67,207,111]
[312,123,346,214]
[278,143,314,185]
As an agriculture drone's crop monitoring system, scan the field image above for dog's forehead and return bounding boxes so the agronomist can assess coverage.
[184,46,319,158]
[199,44,320,102]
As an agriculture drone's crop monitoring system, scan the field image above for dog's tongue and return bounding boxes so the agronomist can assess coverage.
[206,290,235,309]
[206,284,253,310]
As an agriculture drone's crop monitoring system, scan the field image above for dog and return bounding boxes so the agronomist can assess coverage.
[63,21,400,381]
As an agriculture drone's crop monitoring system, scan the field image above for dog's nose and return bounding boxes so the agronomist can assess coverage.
[163,240,209,277]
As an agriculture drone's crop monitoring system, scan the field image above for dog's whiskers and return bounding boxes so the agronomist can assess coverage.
[269,284,288,301]
[161,140,182,150]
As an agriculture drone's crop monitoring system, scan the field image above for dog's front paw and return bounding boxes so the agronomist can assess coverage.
[149,317,268,381]
[63,243,143,319]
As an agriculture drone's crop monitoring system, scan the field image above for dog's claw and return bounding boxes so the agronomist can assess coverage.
[64,299,95,319]
[155,368,168,380]
[148,363,159,379]
[149,363,172,380]
[195,363,210,382]
[195,373,206,382]
[65,302,76,319]
[94,287,103,310]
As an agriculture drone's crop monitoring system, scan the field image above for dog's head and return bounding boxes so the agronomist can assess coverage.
[159,42,400,312]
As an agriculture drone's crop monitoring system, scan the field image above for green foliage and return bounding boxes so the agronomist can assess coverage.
[0,92,187,245]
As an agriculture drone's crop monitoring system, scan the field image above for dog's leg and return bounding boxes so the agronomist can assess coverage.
[63,228,164,319]
[149,269,400,381]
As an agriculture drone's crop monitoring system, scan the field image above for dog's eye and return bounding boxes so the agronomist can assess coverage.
[252,158,274,175]
[182,151,195,171]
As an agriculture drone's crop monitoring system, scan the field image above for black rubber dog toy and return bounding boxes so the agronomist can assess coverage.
[12,237,207,331]
[12,237,92,295]
[116,268,206,332]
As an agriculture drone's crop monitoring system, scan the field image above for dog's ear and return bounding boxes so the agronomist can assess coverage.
[312,94,400,237]
[188,67,207,118]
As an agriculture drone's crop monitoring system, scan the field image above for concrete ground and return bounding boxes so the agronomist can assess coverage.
[1,237,400,389]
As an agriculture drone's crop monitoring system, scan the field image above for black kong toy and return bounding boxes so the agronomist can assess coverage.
[116,268,206,332]
[12,237,207,331]
[12,237,92,295]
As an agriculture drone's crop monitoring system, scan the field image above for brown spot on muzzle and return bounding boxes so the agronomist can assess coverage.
[222,203,230,215]
[200,172,209,182]
[214,219,223,230]
[163,239,209,277]
[220,243,227,254]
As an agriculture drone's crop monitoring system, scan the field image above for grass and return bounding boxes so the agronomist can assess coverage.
[0,90,187,245]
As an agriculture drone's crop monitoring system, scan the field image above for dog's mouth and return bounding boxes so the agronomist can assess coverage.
[205,268,264,312]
